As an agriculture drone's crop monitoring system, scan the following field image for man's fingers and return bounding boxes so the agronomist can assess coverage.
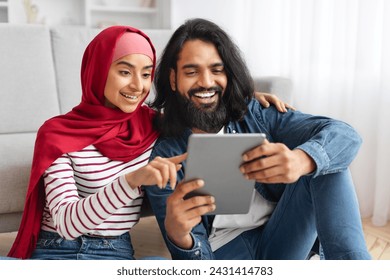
[241,154,277,174]
[173,179,205,199]
[182,196,216,217]
[242,139,270,162]
[184,204,216,222]
[169,194,215,221]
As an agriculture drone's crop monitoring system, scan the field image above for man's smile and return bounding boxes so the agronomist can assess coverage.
[192,91,216,99]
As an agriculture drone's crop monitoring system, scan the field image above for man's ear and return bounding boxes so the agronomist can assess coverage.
[169,69,176,91]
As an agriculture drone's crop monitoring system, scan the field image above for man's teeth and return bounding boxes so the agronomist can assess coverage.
[121,93,138,99]
[193,91,215,98]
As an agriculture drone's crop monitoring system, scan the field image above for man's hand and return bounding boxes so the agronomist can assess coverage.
[240,140,316,184]
[165,179,215,249]
[125,153,187,189]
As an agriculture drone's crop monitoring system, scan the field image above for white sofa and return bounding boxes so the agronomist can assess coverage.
[0,24,292,257]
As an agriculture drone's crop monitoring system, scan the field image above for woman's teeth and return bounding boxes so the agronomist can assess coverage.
[120,92,137,99]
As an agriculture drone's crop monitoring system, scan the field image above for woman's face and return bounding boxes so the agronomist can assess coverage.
[104,54,153,113]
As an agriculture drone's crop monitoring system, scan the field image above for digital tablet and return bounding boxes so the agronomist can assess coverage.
[184,133,266,215]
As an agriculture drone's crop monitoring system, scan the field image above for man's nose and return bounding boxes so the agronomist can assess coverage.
[198,72,214,88]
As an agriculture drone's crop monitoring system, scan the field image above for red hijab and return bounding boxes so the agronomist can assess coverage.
[8,26,159,259]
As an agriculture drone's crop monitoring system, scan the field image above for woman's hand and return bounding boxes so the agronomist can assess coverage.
[254,92,296,112]
[125,153,187,189]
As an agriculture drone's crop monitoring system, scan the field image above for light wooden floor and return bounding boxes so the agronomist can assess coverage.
[131,216,171,259]
[1,217,389,259]
[132,216,390,260]
[362,218,390,260]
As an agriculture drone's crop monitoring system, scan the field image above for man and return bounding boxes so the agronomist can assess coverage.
[146,18,371,260]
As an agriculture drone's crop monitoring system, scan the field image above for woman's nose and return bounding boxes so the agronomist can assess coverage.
[129,76,143,91]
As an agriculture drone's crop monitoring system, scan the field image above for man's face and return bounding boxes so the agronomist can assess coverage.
[170,39,228,133]
[170,39,228,112]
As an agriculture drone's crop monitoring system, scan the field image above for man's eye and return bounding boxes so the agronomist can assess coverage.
[213,69,224,74]
[185,71,196,76]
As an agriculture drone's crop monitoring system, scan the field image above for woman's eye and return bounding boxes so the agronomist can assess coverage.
[119,70,130,76]
[143,73,152,79]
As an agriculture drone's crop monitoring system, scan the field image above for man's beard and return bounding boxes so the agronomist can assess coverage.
[175,88,228,133]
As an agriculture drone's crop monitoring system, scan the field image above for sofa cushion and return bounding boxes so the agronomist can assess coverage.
[142,29,173,58]
[0,133,36,220]
[141,29,173,102]
[0,24,60,133]
[253,76,293,104]
[50,26,101,114]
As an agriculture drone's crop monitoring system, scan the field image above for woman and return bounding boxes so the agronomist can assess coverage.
[7,25,291,260]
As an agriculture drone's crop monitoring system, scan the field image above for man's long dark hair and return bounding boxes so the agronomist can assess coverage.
[151,18,254,137]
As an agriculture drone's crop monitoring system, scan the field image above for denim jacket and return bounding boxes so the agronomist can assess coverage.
[144,98,362,260]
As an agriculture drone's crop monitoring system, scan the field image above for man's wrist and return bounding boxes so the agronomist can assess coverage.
[294,148,316,175]
[167,232,194,250]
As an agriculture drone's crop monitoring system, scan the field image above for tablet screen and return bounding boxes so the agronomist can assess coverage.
[184,133,266,214]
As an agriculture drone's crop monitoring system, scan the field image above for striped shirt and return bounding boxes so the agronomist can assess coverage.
[41,143,154,240]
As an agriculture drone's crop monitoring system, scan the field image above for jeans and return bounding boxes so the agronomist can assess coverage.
[0,256,15,260]
[214,169,371,260]
[30,230,166,260]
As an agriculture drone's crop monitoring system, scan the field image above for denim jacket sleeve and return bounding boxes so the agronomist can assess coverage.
[240,99,363,177]
[144,132,214,260]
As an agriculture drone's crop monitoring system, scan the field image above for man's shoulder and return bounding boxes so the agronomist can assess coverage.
[152,129,192,158]
[236,98,277,122]
[244,97,285,120]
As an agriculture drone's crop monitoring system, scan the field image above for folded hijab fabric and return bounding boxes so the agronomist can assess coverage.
[8,26,159,259]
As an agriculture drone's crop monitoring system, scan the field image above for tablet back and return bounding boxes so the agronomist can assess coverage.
[184,133,266,215]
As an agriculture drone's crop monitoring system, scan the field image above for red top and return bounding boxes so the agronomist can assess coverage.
[8,26,159,259]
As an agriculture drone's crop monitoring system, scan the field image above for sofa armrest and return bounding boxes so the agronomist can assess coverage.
[253,76,293,104]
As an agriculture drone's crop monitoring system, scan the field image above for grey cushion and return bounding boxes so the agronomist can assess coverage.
[0,24,60,133]
[253,76,293,104]
[141,29,173,102]
[0,133,36,221]
[0,213,22,233]
[50,26,101,114]
[142,29,173,58]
